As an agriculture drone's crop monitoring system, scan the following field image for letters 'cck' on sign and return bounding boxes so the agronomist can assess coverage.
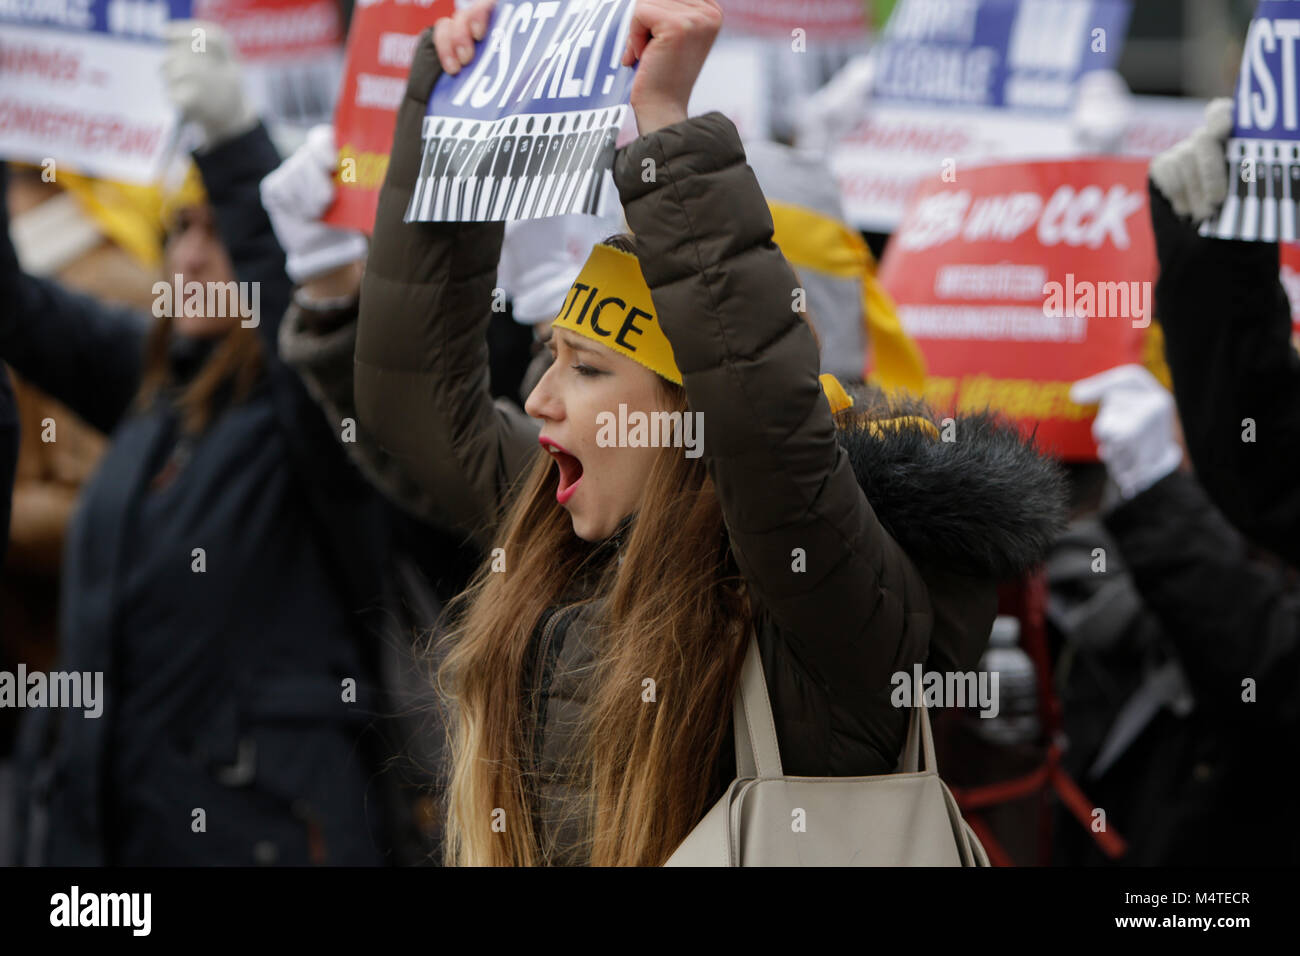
[1206,0,1300,241]
[404,0,638,224]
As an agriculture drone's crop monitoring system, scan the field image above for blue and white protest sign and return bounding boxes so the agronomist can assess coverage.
[1206,0,1300,241]
[0,0,191,183]
[405,0,638,223]
[829,0,1134,232]
[872,0,1132,111]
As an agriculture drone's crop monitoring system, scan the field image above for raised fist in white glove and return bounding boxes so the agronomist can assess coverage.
[794,53,875,152]
[1149,97,1234,222]
[260,124,368,285]
[1072,70,1133,153]
[1070,364,1184,500]
[163,20,258,151]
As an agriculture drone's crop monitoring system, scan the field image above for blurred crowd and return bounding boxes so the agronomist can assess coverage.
[1,0,1297,867]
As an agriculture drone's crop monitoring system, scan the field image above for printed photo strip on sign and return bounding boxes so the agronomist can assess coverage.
[1204,0,1300,242]
[405,0,638,223]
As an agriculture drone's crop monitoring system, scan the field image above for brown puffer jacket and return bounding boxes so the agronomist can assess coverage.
[354,30,1066,865]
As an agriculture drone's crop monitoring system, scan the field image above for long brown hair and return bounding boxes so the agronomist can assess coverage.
[438,374,752,866]
[135,309,263,434]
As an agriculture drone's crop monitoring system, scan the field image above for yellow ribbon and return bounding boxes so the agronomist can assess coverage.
[53,163,207,269]
[769,199,927,397]
[820,371,939,440]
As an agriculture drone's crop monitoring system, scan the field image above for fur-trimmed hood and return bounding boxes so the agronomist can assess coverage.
[837,391,1068,580]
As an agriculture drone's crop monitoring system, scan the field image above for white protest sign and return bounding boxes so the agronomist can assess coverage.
[406,0,638,223]
[829,0,1133,232]
[1204,0,1300,242]
[0,0,185,183]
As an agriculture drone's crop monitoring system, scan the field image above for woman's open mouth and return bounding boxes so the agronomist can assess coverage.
[540,437,584,504]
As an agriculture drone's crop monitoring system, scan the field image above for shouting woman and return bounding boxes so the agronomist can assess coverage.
[355,0,1066,866]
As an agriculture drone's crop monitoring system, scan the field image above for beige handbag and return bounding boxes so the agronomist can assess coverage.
[665,637,991,866]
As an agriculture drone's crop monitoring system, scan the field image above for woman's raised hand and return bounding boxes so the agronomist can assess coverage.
[622,0,722,134]
[434,0,497,75]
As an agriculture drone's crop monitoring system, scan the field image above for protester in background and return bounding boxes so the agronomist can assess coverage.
[353,1,1064,866]
[1054,364,1300,864]
[264,124,498,862]
[2,166,162,766]
[3,23,393,866]
[1147,98,1300,566]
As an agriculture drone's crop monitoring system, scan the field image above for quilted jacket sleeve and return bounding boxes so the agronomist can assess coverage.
[613,113,935,753]
[354,29,539,548]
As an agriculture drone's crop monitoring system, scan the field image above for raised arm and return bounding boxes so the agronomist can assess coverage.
[1105,469,1300,728]
[354,28,538,546]
[613,110,933,697]
[192,122,292,352]
[1150,185,1300,566]
[1147,99,1300,566]
[0,163,150,434]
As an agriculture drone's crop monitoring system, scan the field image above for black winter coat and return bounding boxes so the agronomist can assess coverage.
[1150,180,1300,566]
[1051,471,1300,864]
[1,131,393,866]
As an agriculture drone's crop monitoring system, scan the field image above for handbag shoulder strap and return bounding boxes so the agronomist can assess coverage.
[898,699,939,773]
[735,637,940,778]
[735,637,783,778]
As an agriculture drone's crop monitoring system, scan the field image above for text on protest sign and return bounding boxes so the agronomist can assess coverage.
[405,0,638,223]
[325,0,455,233]
[878,158,1155,461]
[873,0,1131,111]
[720,0,869,41]
[831,0,1133,232]
[0,0,190,183]
[1279,242,1300,340]
[1205,0,1300,241]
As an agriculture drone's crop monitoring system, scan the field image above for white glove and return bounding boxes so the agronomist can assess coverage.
[1149,97,1234,222]
[1072,70,1133,153]
[1070,364,1183,499]
[499,214,621,325]
[259,125,368,285]
[793,53,875,153]
[162,20,258,151]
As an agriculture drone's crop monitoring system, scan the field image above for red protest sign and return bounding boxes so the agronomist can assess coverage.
[720,0,870,39]
[877,158,1156,461]
[325,0,454,233]
[1281,243,1300,342]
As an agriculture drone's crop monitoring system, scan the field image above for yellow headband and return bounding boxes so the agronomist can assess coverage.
[551,243,682,385]
[552,244,897,424]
